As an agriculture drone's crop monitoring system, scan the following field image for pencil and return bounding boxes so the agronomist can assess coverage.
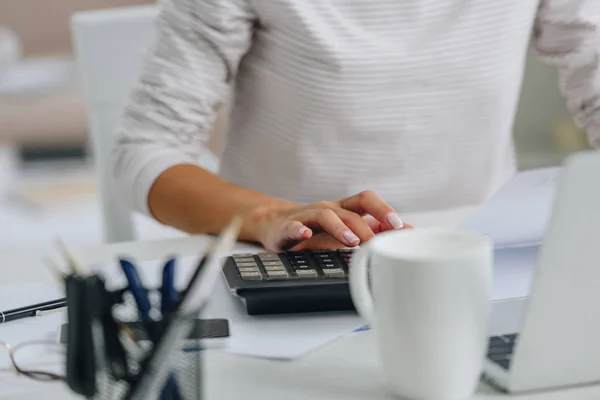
[56,238,85,275]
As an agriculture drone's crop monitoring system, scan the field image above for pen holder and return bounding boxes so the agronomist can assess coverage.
[93,333,202,400]
[92,290,204,400]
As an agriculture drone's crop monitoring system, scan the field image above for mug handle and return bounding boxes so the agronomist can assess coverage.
[349,243,376,326]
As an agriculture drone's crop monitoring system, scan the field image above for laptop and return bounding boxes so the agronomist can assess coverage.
[481,150,600,393]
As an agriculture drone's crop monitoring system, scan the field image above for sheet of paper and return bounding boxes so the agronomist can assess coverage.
[202,278,363,359]
[457,167,560,304]
[460,167,560,249]
[492,245,538,300]
[102,252,364,360]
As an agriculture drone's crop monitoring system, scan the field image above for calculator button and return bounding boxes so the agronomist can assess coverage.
[288,253,306,258]
[293,264,312,270]
[262,261,284,266]
[233,258,256,265]
[238,267,260,273]
[290,261,309,266]
[266,270,290,279]
[240,272,263,280]
[290,259,311,266]
[319,257,333,264]
[323,268,345,278]
[234,253,254,258]
[314,253,332,258]
[233,258,255,264]
[264,265,286,271]
[338,249,353,253]
[295,269,319,278]
[235,261,258,267]
[320,263,337,269]
[258,253,280,260]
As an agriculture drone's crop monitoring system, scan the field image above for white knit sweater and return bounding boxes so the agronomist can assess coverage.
[113,0,600,216]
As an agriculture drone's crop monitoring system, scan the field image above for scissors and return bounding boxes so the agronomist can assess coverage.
[119,258,183,400]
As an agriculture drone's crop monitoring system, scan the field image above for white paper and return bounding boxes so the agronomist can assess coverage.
[458,167,559,301]
[202,278,363,359]
[461,167,561,300]
[492,246,538,300]
[103,252,364,360]
[460,167,560,249]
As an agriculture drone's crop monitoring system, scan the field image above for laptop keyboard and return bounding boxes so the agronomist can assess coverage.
[487,333,519,370]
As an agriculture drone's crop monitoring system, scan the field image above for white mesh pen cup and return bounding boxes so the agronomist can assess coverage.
[92,335,203,400]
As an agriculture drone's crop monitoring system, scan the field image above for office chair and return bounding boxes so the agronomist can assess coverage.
[71,5,223,243]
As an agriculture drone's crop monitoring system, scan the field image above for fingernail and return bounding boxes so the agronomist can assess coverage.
[386,213,404,229]
[343,231,360,244]
[298,226,309,237]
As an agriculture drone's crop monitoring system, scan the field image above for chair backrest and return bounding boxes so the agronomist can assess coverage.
[71,4,223,243]
[71,4,157,243]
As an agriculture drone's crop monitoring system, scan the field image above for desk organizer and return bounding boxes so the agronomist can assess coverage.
[93,292,203,400]
[92,335,202,400]
[64,277,203,400]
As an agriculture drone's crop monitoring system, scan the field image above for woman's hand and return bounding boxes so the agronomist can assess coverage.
[247,191,412,251]
[290,215,413,250]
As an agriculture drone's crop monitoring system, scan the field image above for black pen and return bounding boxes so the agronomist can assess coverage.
[0,298,67,324]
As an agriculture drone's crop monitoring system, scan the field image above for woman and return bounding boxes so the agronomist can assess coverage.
[113,0,600,251]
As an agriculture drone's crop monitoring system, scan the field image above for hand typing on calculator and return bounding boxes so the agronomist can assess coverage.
[148,166,411,253]
[249,190,412,252]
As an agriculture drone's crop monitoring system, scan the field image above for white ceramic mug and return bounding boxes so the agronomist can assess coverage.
[349,228,492,400]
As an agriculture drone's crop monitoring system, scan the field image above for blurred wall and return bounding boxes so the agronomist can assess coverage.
[0,0,155,149]
[0,0,153,57]
[513,47,589,169]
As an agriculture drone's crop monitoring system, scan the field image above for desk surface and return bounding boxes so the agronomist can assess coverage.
[2,207,600,400]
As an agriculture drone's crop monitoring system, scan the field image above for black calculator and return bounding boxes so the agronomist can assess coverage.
[221,249,357,315]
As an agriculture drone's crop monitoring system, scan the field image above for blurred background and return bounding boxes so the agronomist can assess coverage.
[0,0,591,256]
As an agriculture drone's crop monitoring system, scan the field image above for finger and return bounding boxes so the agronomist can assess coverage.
[338,190,404,230]
[293,208,361,247]
[265,220,312,252]
[284,220,312,241]
[334,208,375,243]
[363,215,384,234]
[364,215,413,233]
[291,233,348,251]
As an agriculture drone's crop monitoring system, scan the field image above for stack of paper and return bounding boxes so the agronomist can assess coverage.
[459,166,562,300]
[460,166,560,248]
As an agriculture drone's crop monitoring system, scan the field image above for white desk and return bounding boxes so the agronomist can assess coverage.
[1,207,600,400]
